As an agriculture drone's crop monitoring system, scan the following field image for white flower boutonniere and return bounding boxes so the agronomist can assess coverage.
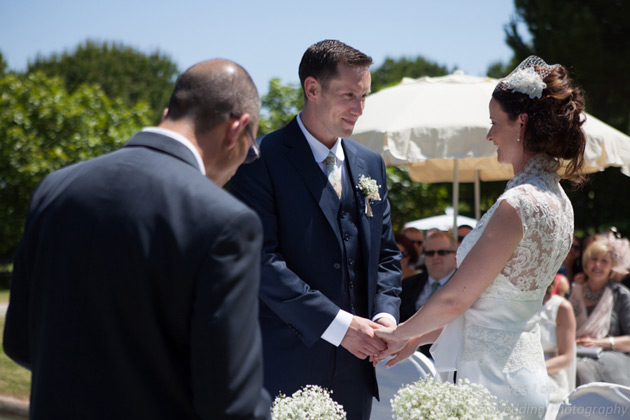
[356,174,381,217]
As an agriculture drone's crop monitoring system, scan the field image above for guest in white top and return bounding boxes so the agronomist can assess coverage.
[540,280,576,419]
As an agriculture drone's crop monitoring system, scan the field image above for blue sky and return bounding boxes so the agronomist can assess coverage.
[1,0,528,95]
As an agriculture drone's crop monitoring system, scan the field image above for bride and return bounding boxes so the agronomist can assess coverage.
[374,57,587,420]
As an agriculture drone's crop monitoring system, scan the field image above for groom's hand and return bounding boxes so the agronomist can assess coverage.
[340,316,386,360]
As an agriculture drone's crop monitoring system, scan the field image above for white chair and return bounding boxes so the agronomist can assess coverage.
[371,352,436,420]
[555,382,630,420]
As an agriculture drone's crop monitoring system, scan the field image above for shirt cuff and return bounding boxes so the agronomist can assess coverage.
[321,310,353,347]
[373,312,397,326]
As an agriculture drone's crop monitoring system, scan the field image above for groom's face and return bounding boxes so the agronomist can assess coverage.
[315,63,371,143]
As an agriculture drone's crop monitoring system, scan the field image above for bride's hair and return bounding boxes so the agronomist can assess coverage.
[493,65,587,184]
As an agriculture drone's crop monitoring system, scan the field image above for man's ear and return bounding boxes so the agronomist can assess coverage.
[225,113,251,149]
[303,76,321,102]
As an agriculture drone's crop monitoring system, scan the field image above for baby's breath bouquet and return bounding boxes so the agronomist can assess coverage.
[271,385,346,420]
[391,377,521,420]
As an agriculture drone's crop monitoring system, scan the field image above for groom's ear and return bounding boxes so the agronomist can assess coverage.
[303,76,321,102]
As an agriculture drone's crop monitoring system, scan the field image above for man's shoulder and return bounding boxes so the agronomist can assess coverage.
[257,118,299,152]
[342,137,383,162]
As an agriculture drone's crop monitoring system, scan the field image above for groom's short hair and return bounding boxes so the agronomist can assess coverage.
[298,39,372,94]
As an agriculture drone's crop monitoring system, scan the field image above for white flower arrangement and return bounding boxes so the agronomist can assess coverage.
[391,377,521,420]
[271,385,346,420]
[504,67,547,99]
[356,174,381,217]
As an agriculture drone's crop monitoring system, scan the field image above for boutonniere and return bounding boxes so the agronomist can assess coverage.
[356,174,381,217]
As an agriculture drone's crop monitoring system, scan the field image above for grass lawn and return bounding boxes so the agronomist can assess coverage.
[0,290,31,401]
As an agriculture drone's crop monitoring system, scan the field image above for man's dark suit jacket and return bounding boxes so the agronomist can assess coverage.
[3,132,270,419]
[399,271,429,323]
[230,118,401,405]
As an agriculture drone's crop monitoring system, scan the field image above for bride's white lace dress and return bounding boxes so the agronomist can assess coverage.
[431,155,573,420]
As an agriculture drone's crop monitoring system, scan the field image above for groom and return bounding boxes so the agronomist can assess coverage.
[230,40,402,420]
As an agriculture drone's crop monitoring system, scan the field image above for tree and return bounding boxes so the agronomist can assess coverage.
[504,0,630,238]
[27,40,179,124]
[0,51,6,77]
[259,78,303,136]
[0,72,152,260]
[371,56,450,92]
[386,167,452,231]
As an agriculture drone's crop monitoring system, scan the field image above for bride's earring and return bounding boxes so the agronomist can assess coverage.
[517,136,520,142]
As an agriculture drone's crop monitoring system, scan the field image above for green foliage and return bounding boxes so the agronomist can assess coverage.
[0,72,152,258]
[371,56,450,92]
[385,166,452,232]
[485,61,511,79]
[27,40,178,124]
[0,51,6,77]
[259,78,303,136]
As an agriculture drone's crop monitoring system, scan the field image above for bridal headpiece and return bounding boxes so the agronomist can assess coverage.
[496,56,559,99]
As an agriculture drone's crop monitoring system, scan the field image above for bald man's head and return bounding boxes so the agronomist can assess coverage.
[165,59,260,136]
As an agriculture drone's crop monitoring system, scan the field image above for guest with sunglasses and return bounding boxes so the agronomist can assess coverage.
[398,231,457,358]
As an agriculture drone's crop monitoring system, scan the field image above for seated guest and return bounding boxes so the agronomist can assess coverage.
[568,239,630,386]
[540,278,576,420]
[558,235,582,284]
[456,224,473,245]
[550,273,570,298]
[398,231,457,358]
[394,233,420,279]
[401,227,424,270]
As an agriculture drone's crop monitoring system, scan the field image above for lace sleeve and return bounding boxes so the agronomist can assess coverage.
[493,184,572,293]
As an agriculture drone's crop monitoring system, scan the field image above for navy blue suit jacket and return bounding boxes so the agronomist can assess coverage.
[230,118,401,398]
[4,132,270,419]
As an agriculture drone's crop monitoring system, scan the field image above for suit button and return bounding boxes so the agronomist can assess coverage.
[348,258,353,266]
[341,211,347,218]
[333,263,341,270]
[344,234,350,241]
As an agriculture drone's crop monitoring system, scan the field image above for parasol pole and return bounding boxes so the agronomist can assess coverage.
[474,170,481,220]
[452,159,459,239]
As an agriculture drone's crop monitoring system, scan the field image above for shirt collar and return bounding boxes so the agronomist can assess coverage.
[429,269,456,286]
[142,127,206,175]
[297,112,345,164]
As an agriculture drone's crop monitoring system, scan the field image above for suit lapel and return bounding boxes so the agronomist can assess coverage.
[282,120,342,240]
[342,140,372,258]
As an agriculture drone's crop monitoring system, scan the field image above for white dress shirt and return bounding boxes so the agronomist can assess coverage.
[415,269,456,310]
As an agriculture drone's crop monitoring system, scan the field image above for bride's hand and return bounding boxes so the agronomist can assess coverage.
[384,337,423,368]
[371,326,408,364]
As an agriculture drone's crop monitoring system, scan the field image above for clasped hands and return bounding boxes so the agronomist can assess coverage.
[340,315,417,368]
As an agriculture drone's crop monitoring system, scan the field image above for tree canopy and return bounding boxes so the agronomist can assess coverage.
[370,56,450,92]
[0,72,152,259]
[27,40,179,124]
